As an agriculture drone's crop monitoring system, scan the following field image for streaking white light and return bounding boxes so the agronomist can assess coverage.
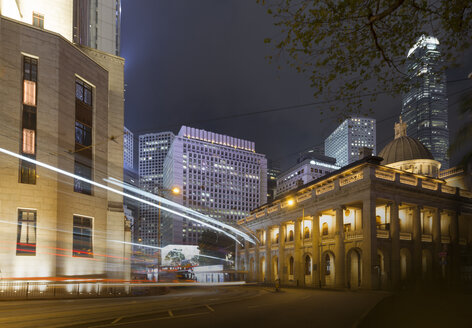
[0,148,245,245]
[105,177,258,244]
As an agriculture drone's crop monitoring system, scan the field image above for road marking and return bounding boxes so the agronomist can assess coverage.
[248,305,259,308]
[111,317,123,324]
[205,304,215,312]
[301,295,311,300]
[168,310,174,317]
[88,312,208,327]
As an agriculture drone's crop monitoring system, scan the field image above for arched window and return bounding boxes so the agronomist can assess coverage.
[322,222,329,236]
[305,255,312,275]
[288,230,294,242]
[304,226,310,239]
[289,257,294,275]
[325,254,331,275]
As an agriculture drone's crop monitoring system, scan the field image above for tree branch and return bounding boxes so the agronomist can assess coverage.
[368,0,406,23]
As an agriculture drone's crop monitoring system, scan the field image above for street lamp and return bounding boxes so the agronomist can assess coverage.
[157,187,180,249]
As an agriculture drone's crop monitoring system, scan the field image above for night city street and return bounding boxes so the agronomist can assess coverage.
[1,0,472,327]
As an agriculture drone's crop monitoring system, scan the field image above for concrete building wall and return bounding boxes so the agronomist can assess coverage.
[0,16,128,279]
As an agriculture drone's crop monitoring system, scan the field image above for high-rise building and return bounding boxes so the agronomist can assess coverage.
[276,156,339,196]
[162,126,267,246]
[0,3,129,280]
[1,0,121,55]
[402,35,449,169]
[137,132,175,249]
[267,160,281,203]
[73,0,122,55]
[325,117,376,167]
[123,126,133,170]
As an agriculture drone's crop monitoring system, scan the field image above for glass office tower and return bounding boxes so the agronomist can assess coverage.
[402,35,449,169]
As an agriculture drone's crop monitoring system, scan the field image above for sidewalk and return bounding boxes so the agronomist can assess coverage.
[358,290,472,328]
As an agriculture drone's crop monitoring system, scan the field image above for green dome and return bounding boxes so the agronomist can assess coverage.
[379,136,434,165]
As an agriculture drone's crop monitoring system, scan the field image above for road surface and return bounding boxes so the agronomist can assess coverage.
[0,286,387,328]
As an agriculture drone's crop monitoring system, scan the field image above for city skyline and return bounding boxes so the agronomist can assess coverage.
[121,1,472,170]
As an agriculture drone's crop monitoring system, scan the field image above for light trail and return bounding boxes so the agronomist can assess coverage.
[0,147,250,245]
[105,177,258,244]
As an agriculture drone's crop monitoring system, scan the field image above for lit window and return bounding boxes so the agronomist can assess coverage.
[23,80,36,106]
[32,12,44,29]
[73,215,93,257]
[22,129,35,154]
[17,209,37,255]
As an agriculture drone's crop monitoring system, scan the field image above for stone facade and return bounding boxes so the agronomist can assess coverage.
[237,157,472,290]
[0,16,129,279]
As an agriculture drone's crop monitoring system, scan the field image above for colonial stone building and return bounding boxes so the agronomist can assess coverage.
[0,10,129,280]
[237,121,472,290]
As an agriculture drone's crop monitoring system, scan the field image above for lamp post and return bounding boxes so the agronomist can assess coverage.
[156,187,180,249]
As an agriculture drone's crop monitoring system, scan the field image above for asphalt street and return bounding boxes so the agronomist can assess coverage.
[0,286,388,328]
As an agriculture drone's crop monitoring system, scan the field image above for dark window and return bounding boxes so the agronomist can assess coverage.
[75,79,92,106]
[75,121,92,146]
[23,57,38,82]
[74,78,93,195]
[22,106,37,130]
[17,209,37,255]
[289,257,294,275]
[32,12,44,29]
[325,254,331,275]
[305,255,312,275]
[304,226,310,239]
[288,230,294,242]
[74,161,92,195]
[73,215,93,257]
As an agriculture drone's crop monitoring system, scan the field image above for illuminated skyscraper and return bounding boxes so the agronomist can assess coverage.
[402,35,449,169]
[162,126,267,246]
[138,132,175,249]
[325,118,376,167]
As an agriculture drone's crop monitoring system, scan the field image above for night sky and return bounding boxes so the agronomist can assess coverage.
[121,0,472,170]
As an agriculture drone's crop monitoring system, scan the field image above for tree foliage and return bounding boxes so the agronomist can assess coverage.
[449,88,472,172]
[258,0,472,117]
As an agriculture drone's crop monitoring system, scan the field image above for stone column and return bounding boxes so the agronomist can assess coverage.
[432,208,442,282]
[244,241,250,281]
[312,213,321,288]
[390,201,400,290]
[265,227,272,284]
[450,211,460,288]
[334,207,345,288]
[412,205,422,285]
[278,223,286,283]
[254,233,260,282]
[362,196,378,289]
[294,218,302,287]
